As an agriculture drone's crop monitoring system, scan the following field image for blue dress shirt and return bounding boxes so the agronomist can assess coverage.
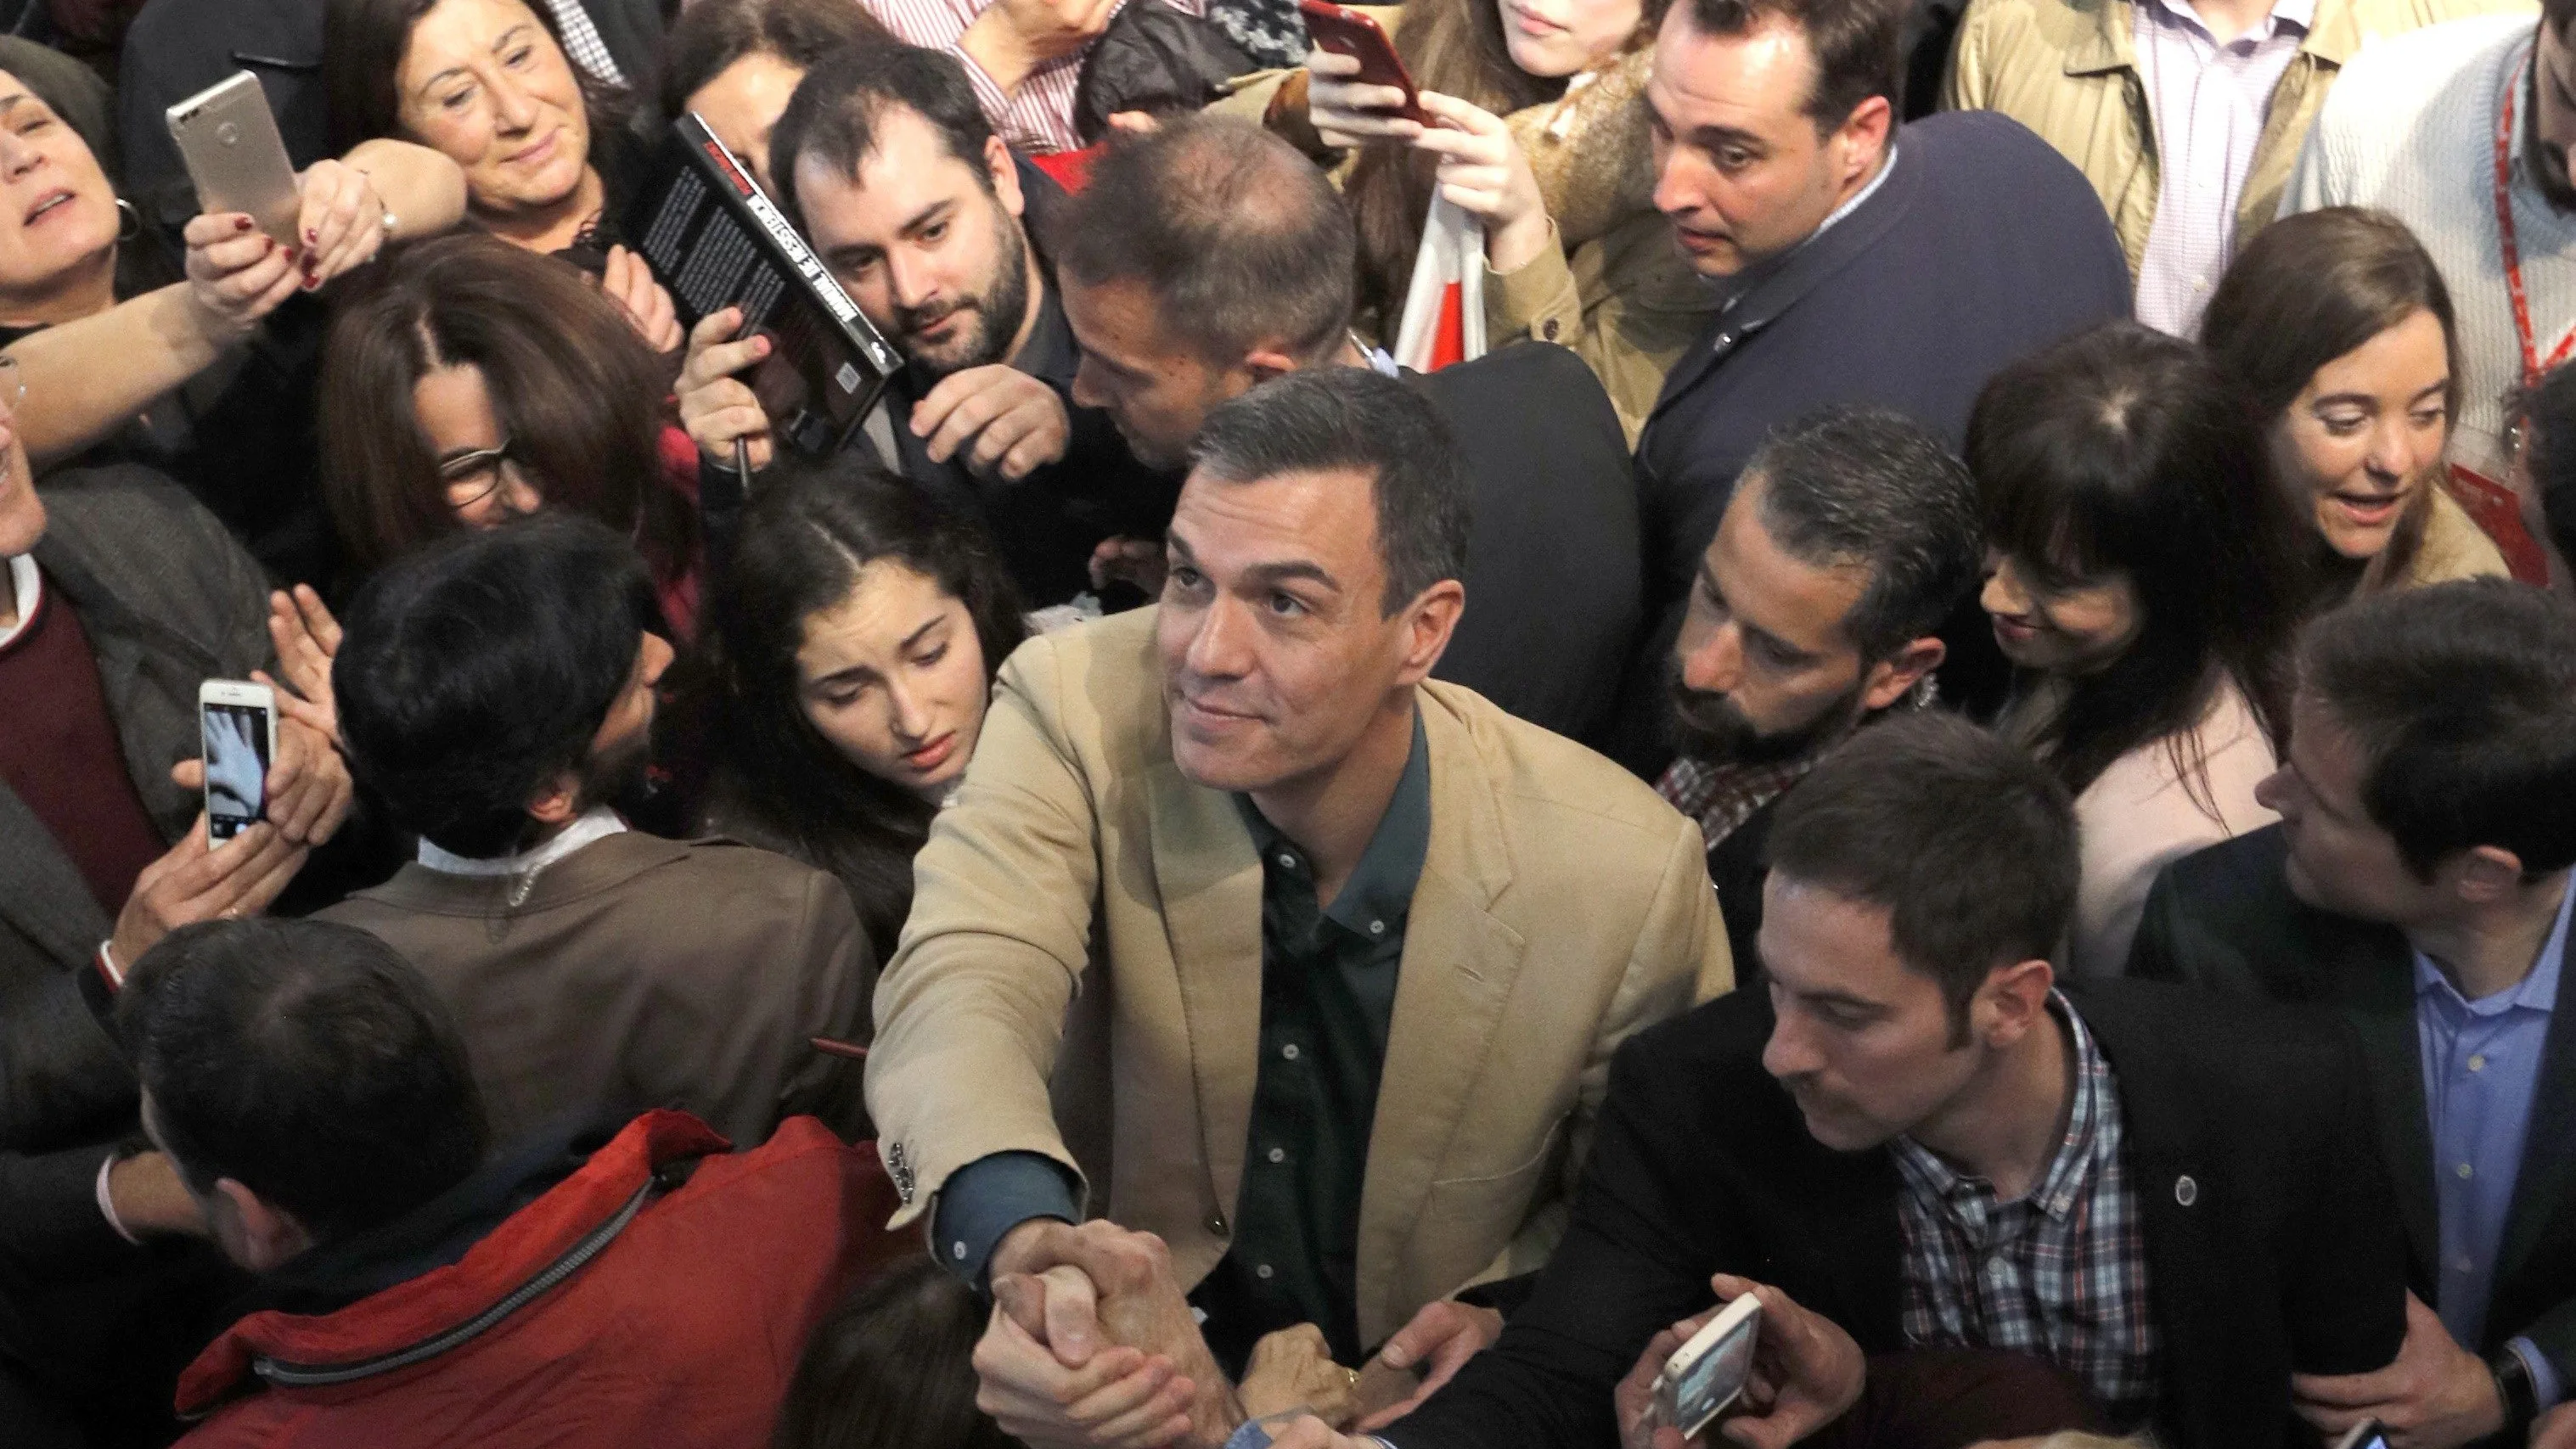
[2416,880,2573,1406]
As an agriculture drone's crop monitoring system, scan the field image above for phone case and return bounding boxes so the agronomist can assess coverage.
[1297,0,1430,122]
[166,72,301,244]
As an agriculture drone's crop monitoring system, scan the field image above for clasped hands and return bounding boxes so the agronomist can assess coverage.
[971,1218,1505,1449]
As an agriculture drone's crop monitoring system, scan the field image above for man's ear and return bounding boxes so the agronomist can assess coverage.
[212,1178,314,1273]
[1393,579,1468,685]
[1975,957,2056,1047]
[525,770,581,828]
[1857,636,1946,713]
[986,135,1026,221]
[1835,94,1894,187]
[2453,845,2531,906]
[1240,344,1307,386]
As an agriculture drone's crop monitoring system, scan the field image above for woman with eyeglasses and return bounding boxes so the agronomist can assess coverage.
[318,232,701,633]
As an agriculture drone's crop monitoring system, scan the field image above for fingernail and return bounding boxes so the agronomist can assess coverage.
[233,216,253,232]
[305,227,317,244]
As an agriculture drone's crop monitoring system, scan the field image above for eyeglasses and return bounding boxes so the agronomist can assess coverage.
[438,435,536,514]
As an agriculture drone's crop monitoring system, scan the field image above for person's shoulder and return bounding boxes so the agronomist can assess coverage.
[2405,486,2513,587]
[1950,0,2106,60]
[991,605,1169,760]
[36,463,260,608]
[2339,0,2535,46]
[1412,345,1628,458]
[2074,975,2354,1092]
[2325,10,2528,122]
[1428,680,1691,848]
[1906,108,2099,188]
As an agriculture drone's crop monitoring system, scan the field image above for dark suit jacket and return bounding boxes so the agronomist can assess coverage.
[1381,981,2407,1449]
[0,467,277,1260]
[2129,826,2576,1388]
[1610,110,2129,771]
[1413,344,1641,750]
[318,832,876,1151]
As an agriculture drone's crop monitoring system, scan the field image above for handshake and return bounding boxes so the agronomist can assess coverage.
[969,1219,1505,1449]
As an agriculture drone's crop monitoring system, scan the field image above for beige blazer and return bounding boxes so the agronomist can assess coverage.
[1941,0,2525,275]
[865,608,1733,1347]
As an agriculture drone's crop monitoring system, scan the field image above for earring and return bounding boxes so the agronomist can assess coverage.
[114,197,139,242]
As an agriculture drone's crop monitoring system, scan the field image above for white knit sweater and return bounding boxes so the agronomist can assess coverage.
[2283,12,2569,484]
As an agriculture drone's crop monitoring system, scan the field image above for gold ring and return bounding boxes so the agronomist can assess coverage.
[1344,1367,1361,1389]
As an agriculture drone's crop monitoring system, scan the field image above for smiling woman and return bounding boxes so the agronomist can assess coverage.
[698,458,1026,958]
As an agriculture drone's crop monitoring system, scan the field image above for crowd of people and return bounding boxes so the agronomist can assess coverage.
[3,0,2576,1443]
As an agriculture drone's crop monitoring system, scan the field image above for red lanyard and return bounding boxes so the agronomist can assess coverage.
[2495,49,2576,387]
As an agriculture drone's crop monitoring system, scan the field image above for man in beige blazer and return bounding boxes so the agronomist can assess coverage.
[867,369,1732,1434]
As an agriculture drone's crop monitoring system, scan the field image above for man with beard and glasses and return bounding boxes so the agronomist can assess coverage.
[677,40,1171,607]
[1660,407,1983,976]
[318,517,875,1154]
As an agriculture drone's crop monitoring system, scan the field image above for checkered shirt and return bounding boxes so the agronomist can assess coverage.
[1889,995,2161,1428]
[1655,755,1813,854]
[541,0,626,86]
[862,0,1209,155]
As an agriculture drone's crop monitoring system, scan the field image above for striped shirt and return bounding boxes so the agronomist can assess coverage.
[1891,995,2162,1429]
[861,0,1208,154]
[2129,0,2313,334]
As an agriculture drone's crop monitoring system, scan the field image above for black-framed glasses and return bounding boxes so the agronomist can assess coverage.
[438,435,533,513]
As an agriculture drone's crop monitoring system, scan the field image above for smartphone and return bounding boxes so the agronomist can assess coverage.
[1298,0,1430,125]
[166,71,301,245]
[199,680,277,841]
[2333,1422,2389,1449]
[1653,1295,1762,1441]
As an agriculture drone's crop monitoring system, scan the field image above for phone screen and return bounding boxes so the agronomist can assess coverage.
[202,702,271,840]
[1669,1316,1758,1436]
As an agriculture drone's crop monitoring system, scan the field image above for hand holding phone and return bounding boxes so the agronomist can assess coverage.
[166,72,302,246]
[1652,1295,1762,1441]
[1302,0,1431,137]
[200,680,276,840]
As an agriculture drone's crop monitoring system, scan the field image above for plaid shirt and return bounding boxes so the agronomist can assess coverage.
[1655,755,1813,853]
[540,0,625,86]
[1890,995,2161,1428]
[862,0,1208,155]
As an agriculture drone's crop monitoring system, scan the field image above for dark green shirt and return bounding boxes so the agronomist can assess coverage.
[1190,710,1431,1371]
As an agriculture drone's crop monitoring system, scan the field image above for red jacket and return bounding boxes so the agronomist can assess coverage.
[173,1113,912,1448]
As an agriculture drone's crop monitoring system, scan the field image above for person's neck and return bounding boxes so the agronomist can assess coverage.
[2407,870,2572,1002]
[1002,242,1048,368]
[481,167,605,255]
[1827,144,1892,221]
[1907,1004,2073,1204]
[0,244,120,331]
[1246,691,1417,909]
[2187,0,2276,45]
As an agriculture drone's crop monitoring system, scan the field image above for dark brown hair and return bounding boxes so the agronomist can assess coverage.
[2201,207,2461,596]
[659,0,894,125]
[772,1256,1017,1449]
[318,231,692,582]
[324,0,636,187]
[1344,0,1670,329]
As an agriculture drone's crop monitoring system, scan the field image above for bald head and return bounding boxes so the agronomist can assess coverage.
[1046,115,1356,367]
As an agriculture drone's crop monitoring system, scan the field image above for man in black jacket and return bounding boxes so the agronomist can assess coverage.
[1606,0,2128,771]
[1043,115,1644,748]
[2130,581,2576,1449]
[678,42,1172,609]
[1270,713,2406,1449]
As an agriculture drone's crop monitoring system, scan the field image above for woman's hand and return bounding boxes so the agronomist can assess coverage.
[260,584,343,748]
[1306,48,1426,149]
[601,244,683,354]
[180,213,303,341]
[1410,92,1553,274]
[294,158,391,289]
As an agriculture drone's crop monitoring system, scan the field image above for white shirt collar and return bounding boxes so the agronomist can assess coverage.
[0,555,40,652]
[416,804,627,879]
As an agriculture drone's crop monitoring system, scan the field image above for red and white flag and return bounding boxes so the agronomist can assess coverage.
[1392,194,1487,373]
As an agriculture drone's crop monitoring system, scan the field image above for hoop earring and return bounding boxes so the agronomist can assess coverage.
[114,198,140,241]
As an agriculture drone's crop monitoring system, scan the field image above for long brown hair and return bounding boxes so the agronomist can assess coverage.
[2201,207,2461,598]
[1343,0,1667,328]
[318,232,692,582]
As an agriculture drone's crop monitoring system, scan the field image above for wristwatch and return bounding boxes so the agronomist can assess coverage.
[2491,1348,2539,1444]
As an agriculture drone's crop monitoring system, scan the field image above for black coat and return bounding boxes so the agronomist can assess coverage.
[1380,981,2408,1449]
[1609,110,2129,771]
[2130,826,2576,1390]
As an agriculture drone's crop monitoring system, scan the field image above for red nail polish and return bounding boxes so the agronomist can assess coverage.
[305,227,318,244]
[234,216,253,232]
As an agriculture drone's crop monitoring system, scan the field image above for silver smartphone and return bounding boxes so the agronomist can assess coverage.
[2333,1421,2389,1449]
[165,71,301,245]
[1653,1295,1762,1441]
[199,679,277,841]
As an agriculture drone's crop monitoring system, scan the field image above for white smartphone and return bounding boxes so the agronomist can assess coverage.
[165,71,301,245]
[1653,1295,1763,1441]
[2333,1421,2389,1449]
[199,680,277,841]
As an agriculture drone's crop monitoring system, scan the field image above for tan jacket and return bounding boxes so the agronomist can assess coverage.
[1940,0,2525,275]
[321,833,875,1149]
[864,608,1733,1346]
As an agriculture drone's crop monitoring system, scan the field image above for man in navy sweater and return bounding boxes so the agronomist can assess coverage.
[1608,0,2129,770]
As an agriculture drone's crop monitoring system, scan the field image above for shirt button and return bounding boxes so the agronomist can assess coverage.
[1277,853,1297,869]
[2457,1255,2478,1274]
[1282,1043,1301,1060]
[2457,1163,2476,1180]
[1542,318,1561,341]
[1267,1147,1286,1164]
[1206,1212,1229,1237]
[1368,919,1386,936]
[1256,1263,1275,1280]
[2469,1054,2487,1072]
[952,1240,968,1261]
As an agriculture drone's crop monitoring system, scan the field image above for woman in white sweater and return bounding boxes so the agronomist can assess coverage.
[1967,323,2311,979]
